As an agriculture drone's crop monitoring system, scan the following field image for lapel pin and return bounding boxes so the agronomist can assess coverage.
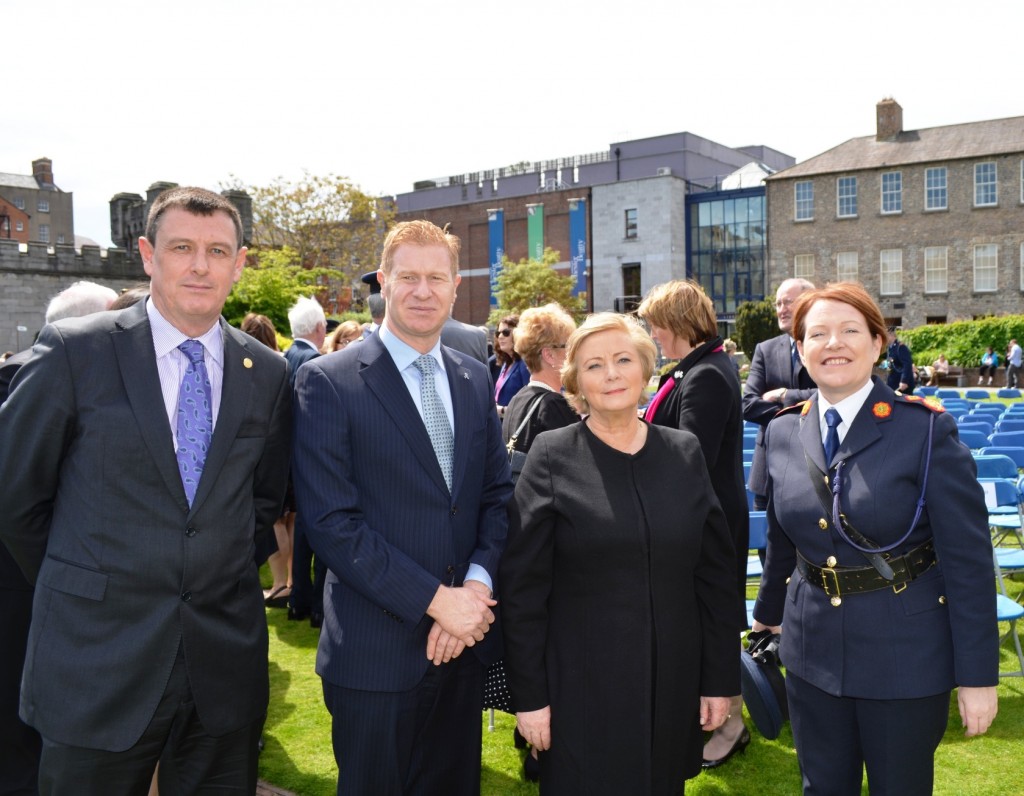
[462,371,470,379]
[243,357,253,369]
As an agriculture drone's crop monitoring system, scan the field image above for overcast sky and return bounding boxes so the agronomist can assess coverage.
[4,0,1021,248]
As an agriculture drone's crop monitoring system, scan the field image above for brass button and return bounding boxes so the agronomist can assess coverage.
[818,518,828,530]
[830,596,842,607]
[938,595,947,605]
[826,556,837,568]
[785,576,791,585]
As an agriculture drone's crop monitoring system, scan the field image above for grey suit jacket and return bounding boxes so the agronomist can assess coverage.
[0,301,291,751]
[742,332,816,496]
[440,317,489,366]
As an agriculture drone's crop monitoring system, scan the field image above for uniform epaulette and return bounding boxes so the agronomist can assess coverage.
[776,400,810,418]
[898,394,946,413]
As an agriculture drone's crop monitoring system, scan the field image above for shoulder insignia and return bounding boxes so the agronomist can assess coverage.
[776,400,810,418]
[900,394,945,413]
[872,401,891,418]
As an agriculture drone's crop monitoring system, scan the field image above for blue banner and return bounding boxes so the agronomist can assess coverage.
[569,198,588,296]
[487,208,504,307]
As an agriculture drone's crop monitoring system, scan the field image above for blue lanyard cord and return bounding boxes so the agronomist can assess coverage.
[830,412,935,554]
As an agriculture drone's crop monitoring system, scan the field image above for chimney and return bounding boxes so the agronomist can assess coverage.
[32,158,54,187]
[876,98,903,141]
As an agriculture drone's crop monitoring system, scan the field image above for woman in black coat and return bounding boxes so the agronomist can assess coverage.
[637,279,749,767]
[501,313,739,794]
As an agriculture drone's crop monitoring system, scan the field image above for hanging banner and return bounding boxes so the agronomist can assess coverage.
[526,203,544,261]
[487,208,504,307]
[568,198,588,296]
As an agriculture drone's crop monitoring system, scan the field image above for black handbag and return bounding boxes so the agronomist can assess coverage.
[740,629,788,740]
[506,394,545,484]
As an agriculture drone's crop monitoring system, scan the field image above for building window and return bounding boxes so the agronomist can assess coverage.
[975,162,997,206]
[925,167,947,210]
[13,197,25,210]
[973,244,998,291]
[57,234,66,244]
[37,198,50,213]
[879,249,902,295]
[618,263,642,312]
[924,247,948,293]
[794,254,814,278]
[15,221,24,232]
[795,181,814,221]
[624,208,637,239]
[881,172,902,214]
[837,177,857,217]
[926,316,947,325]
[39,224,50,243]
[836,251,858,282]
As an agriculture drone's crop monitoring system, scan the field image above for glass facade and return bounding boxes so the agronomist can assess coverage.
[687,189,766,319]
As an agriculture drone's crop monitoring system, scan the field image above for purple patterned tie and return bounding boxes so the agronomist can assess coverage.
[176,339,213,506]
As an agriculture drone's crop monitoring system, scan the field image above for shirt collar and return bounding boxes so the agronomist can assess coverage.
[146,298,223,366]
[379,322,445,375]
[817,378,874,434]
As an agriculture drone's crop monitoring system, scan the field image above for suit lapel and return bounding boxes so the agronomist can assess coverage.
[189,322,251,513]
[359,335,451,496]
[798,394,829,473]
[112,303,187,505]
[833,379,889,465]
[443,346,474,497]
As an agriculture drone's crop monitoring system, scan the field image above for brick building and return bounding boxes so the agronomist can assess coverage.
[765,99,1024,327]
[0,158,74,246]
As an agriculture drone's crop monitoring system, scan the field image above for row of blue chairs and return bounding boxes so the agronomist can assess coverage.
[919,386,1023,400]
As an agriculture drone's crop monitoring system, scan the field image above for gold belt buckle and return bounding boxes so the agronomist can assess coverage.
[892,581,907,595]
[821,567,842,606]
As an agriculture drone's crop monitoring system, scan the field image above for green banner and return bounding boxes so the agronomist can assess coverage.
[527,204,544,261]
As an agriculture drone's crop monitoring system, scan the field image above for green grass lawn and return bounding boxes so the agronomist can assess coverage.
[258,571,1024,795]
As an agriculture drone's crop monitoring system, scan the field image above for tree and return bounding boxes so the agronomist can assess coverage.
[223,171,394,283]
[222,246,331,332]
[489,247,586,326]
[734,297,778,357]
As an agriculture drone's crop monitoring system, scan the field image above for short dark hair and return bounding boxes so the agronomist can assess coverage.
[145,187,244,250]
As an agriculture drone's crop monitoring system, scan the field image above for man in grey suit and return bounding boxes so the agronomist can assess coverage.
[441,314,489,366]
[292,219,512,795]
[742,278,816,511]
[0,187,291,793]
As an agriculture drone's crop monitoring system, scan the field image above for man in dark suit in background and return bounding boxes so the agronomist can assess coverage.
[283,295,327,627]
[886,326,915,395]
[0,187,291,793]
[742,278,817,511]
[442,314,489,366]
[292,219,512,795]
[0,281,117,796]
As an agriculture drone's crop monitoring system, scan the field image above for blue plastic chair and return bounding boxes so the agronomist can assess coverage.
[961,412,996,425]
[916,386,938,396]
[972,404,1006,416]
[936,389,962,400]
[749,511,767,550]
[998,389,1023,399]
[959,421,995,435]
[974,455,1019,479]
[965,389,991,400]
[995,594,1024,678]
[980,446,1024,469]
[958,429,992,450]
[991,431,1024,448]
[997,419,1024,433]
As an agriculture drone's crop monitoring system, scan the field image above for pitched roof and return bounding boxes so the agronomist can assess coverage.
[768,115,1024,180]
[0,172,40,190]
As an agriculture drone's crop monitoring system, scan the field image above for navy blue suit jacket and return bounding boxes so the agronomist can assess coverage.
[291,332,512,692]
[753,378,997,699]
[742,332,816,496]
[284,339,320,386]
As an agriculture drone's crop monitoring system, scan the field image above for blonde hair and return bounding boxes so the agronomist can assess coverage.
[513,303,577,373]
[379,219,460,278]
[636,279,718,346]
[323,320,364,353]
[561,313,657,416]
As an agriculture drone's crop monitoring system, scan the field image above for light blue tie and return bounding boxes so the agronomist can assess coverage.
[176,340,213,506]
[413,355,453,492]
[823,407,842,468]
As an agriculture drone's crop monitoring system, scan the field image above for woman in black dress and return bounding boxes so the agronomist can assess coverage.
[501,312,739,794]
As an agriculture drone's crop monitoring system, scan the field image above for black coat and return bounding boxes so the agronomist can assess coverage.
[501,423,739,793]
[647,338,748,625]
[501,383,578,452]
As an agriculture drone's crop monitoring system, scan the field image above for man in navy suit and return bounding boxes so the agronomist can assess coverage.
[742,278,817,510]
[292,219,512,795]
[0,187,291,793]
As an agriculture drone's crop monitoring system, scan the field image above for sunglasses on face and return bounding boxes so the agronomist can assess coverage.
[497,329,513,337]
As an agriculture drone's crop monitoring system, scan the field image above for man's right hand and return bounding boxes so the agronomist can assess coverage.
[426,584,496,646]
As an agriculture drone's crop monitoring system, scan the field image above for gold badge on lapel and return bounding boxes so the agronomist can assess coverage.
[243,357,253,369]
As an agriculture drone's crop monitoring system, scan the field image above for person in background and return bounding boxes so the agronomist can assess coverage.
[723,338,741,380]
[0,187,291,793]
[1007,339,1022,389]
[322,320,364,354]
[886,327,915,395]
[753,282,997,795]
[637,280,749,769]
[927,353,949,386]
[493,314,529,419]
[501,312,738,793]
[978,346,1000,386]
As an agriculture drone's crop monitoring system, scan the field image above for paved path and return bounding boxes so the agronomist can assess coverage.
[256,782,298,796]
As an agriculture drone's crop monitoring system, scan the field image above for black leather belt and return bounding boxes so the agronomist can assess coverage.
[796,540,936,600]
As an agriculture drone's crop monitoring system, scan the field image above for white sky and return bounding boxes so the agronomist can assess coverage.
[4,0,1022,248]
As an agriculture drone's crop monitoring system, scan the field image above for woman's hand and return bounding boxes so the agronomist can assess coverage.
[958,686,997,736]
[751,620,782,634]
[516,706,552,751]
[699,696,731,731]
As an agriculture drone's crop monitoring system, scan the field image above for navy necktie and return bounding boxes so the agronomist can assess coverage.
[791,340,800,377]
[823,407,842,467]
[176,340,214,506]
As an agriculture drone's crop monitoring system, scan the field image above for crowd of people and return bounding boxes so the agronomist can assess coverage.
[0,196,1003,795]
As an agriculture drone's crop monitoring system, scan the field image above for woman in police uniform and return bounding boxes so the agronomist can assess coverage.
[751,282,997,796]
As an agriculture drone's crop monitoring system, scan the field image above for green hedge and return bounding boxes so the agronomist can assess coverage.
[899,315,1024,368]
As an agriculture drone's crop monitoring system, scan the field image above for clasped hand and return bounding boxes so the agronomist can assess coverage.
[425,581,496,665]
